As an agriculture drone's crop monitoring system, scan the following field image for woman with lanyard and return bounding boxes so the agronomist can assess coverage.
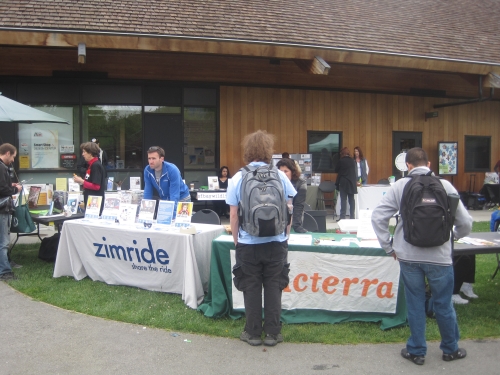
[73,142,107,215]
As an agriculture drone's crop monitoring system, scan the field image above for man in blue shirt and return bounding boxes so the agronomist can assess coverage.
[226,130,296,347]
[143,146,190,218]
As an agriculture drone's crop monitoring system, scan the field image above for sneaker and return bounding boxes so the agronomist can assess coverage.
[263,333,283,346]
[401,348,425,365]
[460,283,478,299]
[443,348,467,361]
[239,331,262,346]
[452,294,469,305]
[10,260,22,269]
[0,272,18,281]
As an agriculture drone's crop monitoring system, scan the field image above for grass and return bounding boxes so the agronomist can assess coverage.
[6,221,500,345]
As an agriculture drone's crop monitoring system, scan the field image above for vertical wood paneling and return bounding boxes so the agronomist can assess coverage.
[220,86,500,190]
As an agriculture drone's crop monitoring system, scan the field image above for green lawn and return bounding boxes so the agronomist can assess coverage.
[6,221,500,345]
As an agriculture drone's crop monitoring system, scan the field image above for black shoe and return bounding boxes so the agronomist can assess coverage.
[239,331,262,346]
[443,348,467,361]
[10,260,22,269]
[0,272,18,281]
[263,333,283,346]
[401,348,425,365]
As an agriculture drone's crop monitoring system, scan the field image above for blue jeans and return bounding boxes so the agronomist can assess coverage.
[399,261,459,356]
[0,214,12,275]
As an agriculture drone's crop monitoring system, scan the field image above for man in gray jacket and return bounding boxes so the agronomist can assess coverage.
[371,147,472,366]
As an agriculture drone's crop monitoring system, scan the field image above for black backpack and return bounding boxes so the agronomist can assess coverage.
[399,172,452,247]
[38,233,61,262]
[238,164,289,237]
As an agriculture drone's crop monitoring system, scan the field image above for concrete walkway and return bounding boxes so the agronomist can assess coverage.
[2,208,498,375]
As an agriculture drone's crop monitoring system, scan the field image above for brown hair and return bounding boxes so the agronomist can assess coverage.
[353,146,364,160]
[0,143,17,156]
[340,147,351,157]
[81,142,101,157]
[276,158,301,181]
[147,146,165,158]
[405,147,428,167]
[242,130,275,164]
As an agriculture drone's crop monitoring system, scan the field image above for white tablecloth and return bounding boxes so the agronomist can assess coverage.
[54,219,224,309]
[336,184,391,218]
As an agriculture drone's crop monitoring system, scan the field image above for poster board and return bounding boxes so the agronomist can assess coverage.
[438,141,458,176]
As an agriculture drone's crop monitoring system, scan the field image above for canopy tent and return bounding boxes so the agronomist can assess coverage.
[0,93,69,124]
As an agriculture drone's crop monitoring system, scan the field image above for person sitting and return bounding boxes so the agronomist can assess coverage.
[214,166,230,218]
[276,158,308,233]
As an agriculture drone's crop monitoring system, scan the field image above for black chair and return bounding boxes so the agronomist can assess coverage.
[377,178,390,185]
[304,202,313,211]
[191,209,221,225]
[484,184,500,209]
[302,212,319,232]
[316,180,337,219]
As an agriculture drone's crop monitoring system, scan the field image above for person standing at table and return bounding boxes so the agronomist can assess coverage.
[371,147,472,366]
[353,146,369,185]
[276,158,308,233]
[143,146,190,218]
[335,147,357,219]
[73,142,107,215]
[214,166,230,218]
[227,130,296,347]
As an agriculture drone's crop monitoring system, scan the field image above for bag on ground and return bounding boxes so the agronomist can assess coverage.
[400,172,452,247]
[238,164,288,237]
[38,233,61,262]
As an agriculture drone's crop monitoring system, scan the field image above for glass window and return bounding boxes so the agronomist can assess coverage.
[307,131,342,173]
[183,107,216,171]
[145,106,181,114]
[465,136,490,172]
[18,105,79,170]
[83,105,142,170]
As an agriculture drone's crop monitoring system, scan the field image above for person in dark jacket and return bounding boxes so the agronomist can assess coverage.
[276,158,308,233]
[0,143,22,281]
[353,146,369,185]
[335,147,357,219]
[214,166,231,218]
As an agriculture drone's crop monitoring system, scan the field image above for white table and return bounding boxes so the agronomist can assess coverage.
[54,219,225,309]
[336,184,391,219]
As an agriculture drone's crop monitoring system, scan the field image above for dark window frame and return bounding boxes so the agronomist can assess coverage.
[307,131,343,173]
[464,135,491,172]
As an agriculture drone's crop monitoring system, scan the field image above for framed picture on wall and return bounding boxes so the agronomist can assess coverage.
[437,141,458,176]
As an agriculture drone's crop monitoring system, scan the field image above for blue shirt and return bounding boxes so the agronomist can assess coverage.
[226,162,297,244]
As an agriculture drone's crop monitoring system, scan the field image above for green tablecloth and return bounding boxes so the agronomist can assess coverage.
[198,233,407,330]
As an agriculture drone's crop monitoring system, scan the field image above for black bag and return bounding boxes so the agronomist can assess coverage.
[38,233,60,262]
[400,172,452,247]
[238,164,289,237]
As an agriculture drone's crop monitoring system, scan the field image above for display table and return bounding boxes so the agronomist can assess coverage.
[54,219,225,309]
[454,232,500,279]
[336,184,391,218]
[198,233,407,330]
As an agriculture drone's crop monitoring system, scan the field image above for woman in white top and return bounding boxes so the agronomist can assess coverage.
[353,146,369,185]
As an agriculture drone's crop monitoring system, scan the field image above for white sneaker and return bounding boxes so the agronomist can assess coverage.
[452,294,469,304]
[460,282,478,299]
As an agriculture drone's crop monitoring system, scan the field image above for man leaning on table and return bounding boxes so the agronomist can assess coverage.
[143,146,190,218]
[0,143,22,281]
[226,130,296,347]
[371,147,472,366]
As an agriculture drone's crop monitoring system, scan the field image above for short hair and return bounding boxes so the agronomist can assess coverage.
[242,130,275,164]
[340,147,351,157]
[0,143,17,156]
[218,166,231,178]
[406,147,428,167]
[276,158,301,181]
[353,146,364,160]
[147,146,165,158]
[282,152,290,158]
[81,142,101,157]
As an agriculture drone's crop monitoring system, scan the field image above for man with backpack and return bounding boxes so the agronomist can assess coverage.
[226,130,296,347]
[371,147,472,366]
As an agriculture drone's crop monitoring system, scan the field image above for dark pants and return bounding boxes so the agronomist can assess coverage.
[339,190,355,219]
[214,200,228,216]
[232,241,289,337]
[453,255,476,294]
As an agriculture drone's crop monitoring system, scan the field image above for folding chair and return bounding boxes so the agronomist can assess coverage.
[302,212,319,232]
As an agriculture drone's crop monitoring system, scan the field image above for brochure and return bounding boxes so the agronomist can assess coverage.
[107,177,114,191]
[357,210,378,240]
[130,176,141,190]
[101,193,121,221]
[156,200,175,226]
[208,176,219,190]
[27,186,42,208]
[137,199,157,223]
[68,178,80,192]
[174,201,193,228]
[118,203,138,225]
[67,192,80,214]
[85,195,102,219]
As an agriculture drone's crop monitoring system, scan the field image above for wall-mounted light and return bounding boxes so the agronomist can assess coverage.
[78,43,86,64]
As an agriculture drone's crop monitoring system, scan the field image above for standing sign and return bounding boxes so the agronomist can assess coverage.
[438,141,458,176]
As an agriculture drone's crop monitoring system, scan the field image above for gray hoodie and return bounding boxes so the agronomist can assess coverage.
[371,166,473,265]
